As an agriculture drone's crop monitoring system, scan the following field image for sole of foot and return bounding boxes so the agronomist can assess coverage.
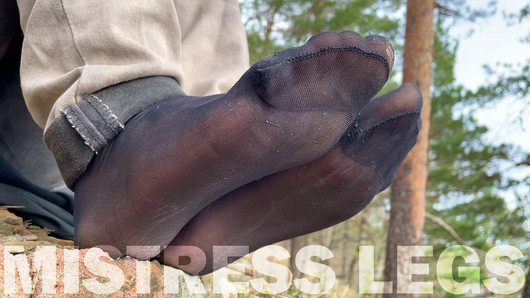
[74,31,395,261]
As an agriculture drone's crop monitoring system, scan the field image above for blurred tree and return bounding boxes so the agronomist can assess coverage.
[468,2,530,107]
[239,0,529,295]
[239,0,406,287]
[424,4,530,295]
[383,1,503,292]
[384,1,435,294]
[426,18,529,253]
[240,0,403,63]
[289,235,307,279]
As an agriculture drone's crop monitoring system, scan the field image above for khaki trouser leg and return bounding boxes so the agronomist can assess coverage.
[176,0,250,96]
[17,0,249,188]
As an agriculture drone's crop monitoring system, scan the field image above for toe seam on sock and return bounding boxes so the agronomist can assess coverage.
[257,46,391,80]
[356,109,421,133]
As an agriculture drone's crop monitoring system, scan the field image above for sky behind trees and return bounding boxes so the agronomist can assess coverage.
[454,0,530,152]
[452,0,530,213]
[238,1,529,294]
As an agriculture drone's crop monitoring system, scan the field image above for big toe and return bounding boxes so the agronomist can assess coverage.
[249,31,396,114]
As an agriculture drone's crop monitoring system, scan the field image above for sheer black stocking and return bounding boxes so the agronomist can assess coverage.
[161,84,422,275]
[74,32,394,260]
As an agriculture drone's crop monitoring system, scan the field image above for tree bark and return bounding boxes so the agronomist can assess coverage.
[342,220,349,277]
[322,226,335,249]
[290,235,307,279]
[384,0,435,294]
[523,268,530,297]
[349,210,366,289]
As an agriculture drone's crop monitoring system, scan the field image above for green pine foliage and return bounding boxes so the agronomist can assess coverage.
[426,11,529,255]
[240,0,403,63]
[239,0,529,293]
[425,10,529,294]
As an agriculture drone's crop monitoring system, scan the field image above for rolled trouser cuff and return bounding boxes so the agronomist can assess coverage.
[45,76,184,189]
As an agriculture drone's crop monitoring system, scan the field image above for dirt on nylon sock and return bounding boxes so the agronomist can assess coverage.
[162,84,422,275]
[73,31,394,261]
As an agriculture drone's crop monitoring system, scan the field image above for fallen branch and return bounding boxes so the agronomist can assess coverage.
[424,211,486,256]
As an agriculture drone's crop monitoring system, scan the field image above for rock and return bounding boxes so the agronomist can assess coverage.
[4,245,25,254]
[22,234,38,241]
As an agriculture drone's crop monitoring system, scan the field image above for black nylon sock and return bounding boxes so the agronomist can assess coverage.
[162,84,422,275]
[74,31,394,260]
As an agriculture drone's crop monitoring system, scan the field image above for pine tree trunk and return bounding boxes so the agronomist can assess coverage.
[384,0,434,294]
[342,220,349,277]
[290,235,307,279]
[349,211,366,290]
[523,268,530,297]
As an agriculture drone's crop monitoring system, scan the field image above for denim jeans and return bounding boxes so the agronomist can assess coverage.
[0,32,74,238]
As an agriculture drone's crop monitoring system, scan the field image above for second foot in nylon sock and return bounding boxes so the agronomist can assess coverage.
[73,31,394,260]
[161,84,422,275]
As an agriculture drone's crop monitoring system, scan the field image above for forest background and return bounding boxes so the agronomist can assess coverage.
[238,0,530,296]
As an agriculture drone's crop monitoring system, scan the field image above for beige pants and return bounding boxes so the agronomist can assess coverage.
[17,0,250,187]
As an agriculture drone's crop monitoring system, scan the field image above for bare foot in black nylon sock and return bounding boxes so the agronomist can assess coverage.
[74,31,394,260]
[161,84,422,275]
